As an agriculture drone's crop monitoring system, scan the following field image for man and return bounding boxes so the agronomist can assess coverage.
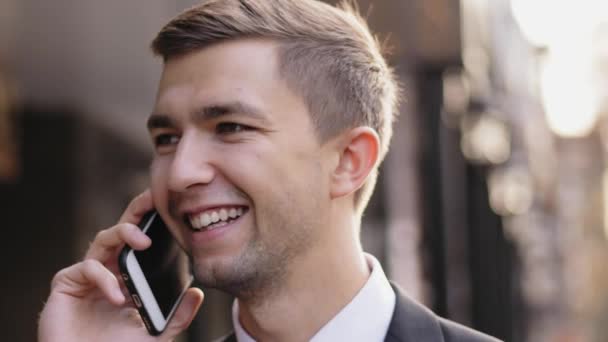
[38,1,501,341]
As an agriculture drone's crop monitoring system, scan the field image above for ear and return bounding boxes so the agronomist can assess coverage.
[330,127,380,199]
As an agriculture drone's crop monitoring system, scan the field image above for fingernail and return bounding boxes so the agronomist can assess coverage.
[143,235,152,245]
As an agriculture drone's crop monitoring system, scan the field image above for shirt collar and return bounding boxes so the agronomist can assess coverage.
[231,253,396,342]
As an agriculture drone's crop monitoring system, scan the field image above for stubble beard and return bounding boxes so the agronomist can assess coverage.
[190,201,318,304]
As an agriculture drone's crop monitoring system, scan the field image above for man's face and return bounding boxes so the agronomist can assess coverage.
[148,39,332,295]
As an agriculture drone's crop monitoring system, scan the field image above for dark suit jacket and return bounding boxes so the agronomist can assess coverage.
[219,284,502,342]
[384,284,501,342]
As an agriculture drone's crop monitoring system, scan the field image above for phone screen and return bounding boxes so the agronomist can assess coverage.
[135,214,191,317]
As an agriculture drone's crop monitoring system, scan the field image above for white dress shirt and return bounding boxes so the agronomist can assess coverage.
[232,253,396,342]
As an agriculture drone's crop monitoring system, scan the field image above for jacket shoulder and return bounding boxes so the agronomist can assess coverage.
[386,283,502,342]
[438,318,501,342]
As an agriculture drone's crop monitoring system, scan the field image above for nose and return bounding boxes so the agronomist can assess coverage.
[167,134,215,192]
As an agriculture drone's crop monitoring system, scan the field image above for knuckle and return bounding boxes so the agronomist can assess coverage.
[81,259,100,272]
[118,222,134,232]
[126,223,144,236]
[94,228,109,242]
[127,191,151,213]
[129,194,144,209]
[50,268,68,287]
[117,223,136,238]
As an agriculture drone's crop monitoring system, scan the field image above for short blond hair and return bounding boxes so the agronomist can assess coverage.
[152,0,399,212]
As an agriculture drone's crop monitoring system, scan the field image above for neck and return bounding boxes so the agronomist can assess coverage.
[237,213,369,342]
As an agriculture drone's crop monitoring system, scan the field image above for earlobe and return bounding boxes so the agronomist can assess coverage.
[330,127,380,199]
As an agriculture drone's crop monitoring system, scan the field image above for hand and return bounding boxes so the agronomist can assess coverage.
[38,190,204,342]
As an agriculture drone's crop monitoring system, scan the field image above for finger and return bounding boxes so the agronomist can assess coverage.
[160,288,204,339]
[119,189,154,224]
[85,223,151,261]
[53,259,125,305]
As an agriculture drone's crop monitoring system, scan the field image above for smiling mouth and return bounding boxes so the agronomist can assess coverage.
[186,206,249,231]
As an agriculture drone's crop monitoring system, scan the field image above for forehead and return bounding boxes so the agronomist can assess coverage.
[154,39,288,116]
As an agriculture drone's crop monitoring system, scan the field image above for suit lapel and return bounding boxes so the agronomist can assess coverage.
[384,283,445,342]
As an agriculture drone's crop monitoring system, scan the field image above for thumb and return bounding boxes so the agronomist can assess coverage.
[160,288,204,340]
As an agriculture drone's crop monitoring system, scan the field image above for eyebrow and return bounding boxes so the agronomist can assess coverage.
[147,101,269,130]
[193,101,269,123]
[147,114,175,130]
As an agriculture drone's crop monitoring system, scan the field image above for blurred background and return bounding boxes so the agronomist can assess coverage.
[1,0,607,341]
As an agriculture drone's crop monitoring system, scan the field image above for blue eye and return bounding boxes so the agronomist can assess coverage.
[216,122,251,134]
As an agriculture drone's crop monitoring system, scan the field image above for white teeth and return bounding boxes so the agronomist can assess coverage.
[202,213,211,227]
[189,207,246,230]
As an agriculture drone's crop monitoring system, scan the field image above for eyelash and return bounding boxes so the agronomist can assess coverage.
[154,134,179,147]
[215,122,253,134]
[152,122,254,149]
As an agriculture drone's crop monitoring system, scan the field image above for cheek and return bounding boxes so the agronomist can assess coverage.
[149,159,187,245]
[149,159,170,207]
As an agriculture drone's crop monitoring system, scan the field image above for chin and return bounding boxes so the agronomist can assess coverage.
[192,259,251,295]
[192,254,238,283]
[190,248,287,299]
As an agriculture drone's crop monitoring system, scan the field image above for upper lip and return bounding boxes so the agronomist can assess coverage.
[180,203,249,217]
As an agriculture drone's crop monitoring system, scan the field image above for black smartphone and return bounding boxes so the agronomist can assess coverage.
[118,211,193,336]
